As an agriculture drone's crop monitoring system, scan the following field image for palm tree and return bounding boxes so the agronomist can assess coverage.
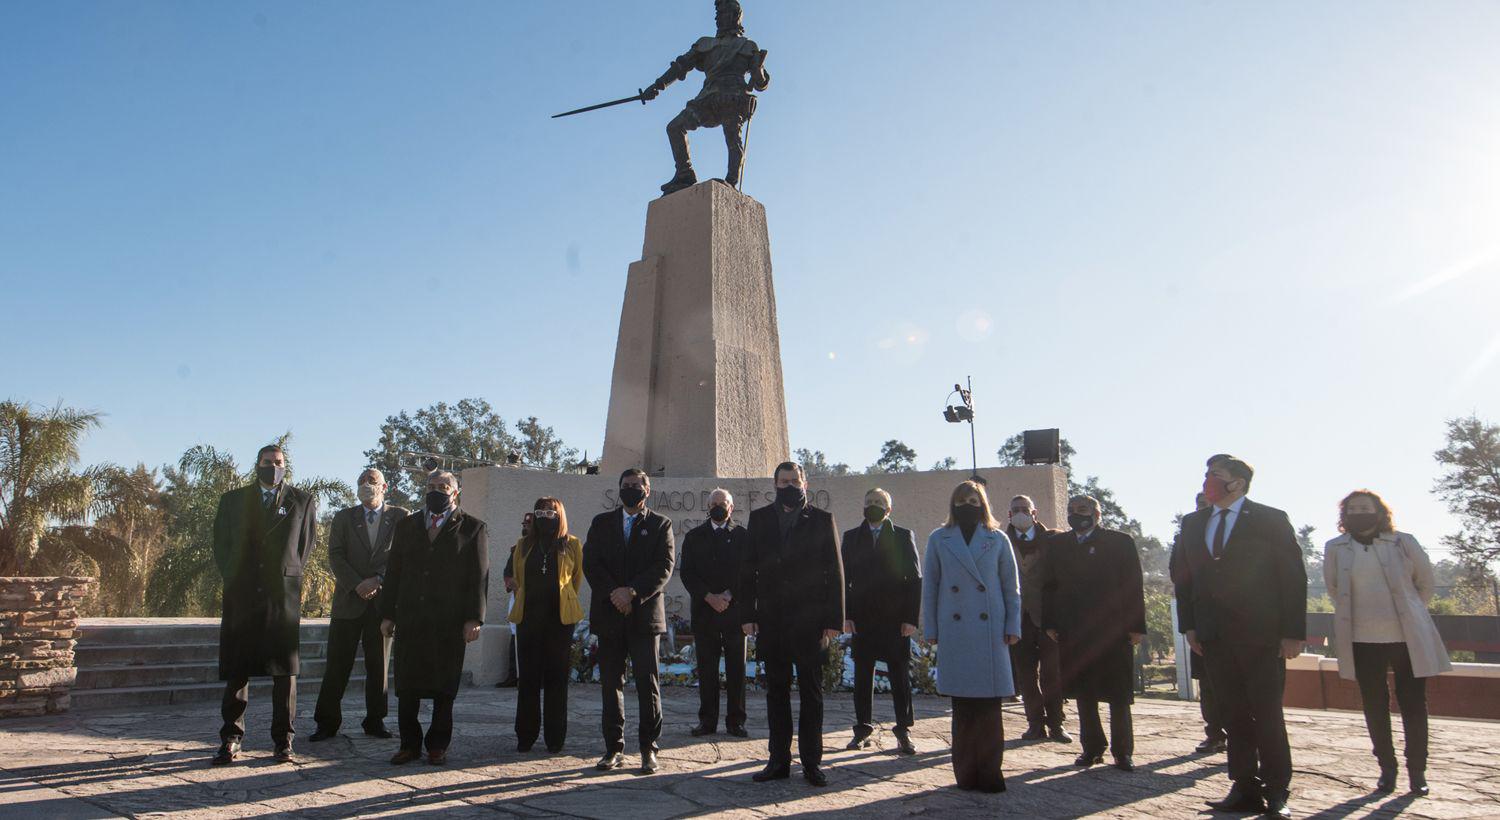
[33,465,167,614]
[0,401,103,575]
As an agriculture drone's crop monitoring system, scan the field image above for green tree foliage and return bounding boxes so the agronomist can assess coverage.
[0,401,103,574]
[872,439,918,473]
[515,416,581,472]
[996,433,1076,472]
[31,464,167,615]
[1432,415,1500,568]
[931,456,958,471]
[794,448,851,477]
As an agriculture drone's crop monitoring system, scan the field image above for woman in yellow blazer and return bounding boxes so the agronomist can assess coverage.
[507,497,584,753]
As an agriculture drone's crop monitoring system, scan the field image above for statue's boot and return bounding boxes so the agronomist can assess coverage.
[660,166,697,195]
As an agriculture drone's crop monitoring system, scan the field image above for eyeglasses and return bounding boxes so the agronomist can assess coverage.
[532,509,559,519]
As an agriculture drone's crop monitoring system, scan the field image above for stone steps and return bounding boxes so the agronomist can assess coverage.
[72,619,378,713]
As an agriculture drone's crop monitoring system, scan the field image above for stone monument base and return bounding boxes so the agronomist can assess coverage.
[456,464,1066,685]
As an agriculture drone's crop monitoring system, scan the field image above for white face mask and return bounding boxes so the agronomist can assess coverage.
[357,484,383,504]
[1010,512,1034,531]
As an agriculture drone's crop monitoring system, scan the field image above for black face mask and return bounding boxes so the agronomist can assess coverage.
[865,505,887,525]
[708,505,729,523]
[619,486,646,508]
[532,517,559,538]
[256,464,284,487]
[776,484,806,508]
[952,505,982,529]
[425,490,453,515]
[1068,513,1095,533]
[1344,512,1380,537]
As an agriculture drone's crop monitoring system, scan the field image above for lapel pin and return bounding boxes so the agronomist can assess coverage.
[277,507,287,516]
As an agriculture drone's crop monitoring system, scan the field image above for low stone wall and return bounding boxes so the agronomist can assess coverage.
[0,576,94,718]
[1284,653,1500,719]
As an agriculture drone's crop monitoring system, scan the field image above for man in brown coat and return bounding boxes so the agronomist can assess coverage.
[1005,494,1070,742]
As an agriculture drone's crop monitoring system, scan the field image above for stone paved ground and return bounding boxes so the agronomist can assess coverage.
[1,687,1497,819]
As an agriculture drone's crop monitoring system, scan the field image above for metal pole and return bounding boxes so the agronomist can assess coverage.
[967,376,978,477]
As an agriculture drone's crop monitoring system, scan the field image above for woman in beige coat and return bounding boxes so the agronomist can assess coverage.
[1323,490,1450,797]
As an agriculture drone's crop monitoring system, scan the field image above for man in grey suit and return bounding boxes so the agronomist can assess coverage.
[311,468,409,741]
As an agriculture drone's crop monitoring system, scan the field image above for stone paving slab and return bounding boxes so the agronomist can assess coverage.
[0,686,1496,818]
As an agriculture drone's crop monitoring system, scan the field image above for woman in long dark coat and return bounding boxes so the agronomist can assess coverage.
[1041,494,1146,771]
[380,471,489,765]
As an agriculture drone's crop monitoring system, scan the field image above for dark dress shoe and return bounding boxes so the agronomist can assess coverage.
[1263,791,1292,818]
[1049,726,1074,743]
[273,745,295,763]
[596,751,625,771]
[752,761,791,782]
[726,725,748,738]
[893,732,917,755]
[211,740,240,765]
[1074,752,1104,767]
[803,766,828,787]
[546,744,564,754]
[690,725,717,737]
[494,677,518,688]
[390,748,422,765]
[1208,782,1266,812]
[1376,763,1398,794]
[363,724,393,739]
[1113,756,1135,772]
[517,741,535,753]
[845,732,873,750]
[1195,736,1227,754]
[1020,726,1047,741]
[1409,770,1429,796]
[640,750,659,774]
[309,728,337,743]
[427,749,447,766]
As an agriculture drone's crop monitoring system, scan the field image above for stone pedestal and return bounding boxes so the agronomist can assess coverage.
[601,181,790,479]
[0,576,94,717]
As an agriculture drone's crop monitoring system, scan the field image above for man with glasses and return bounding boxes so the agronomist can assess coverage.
[1005,494,1069,743]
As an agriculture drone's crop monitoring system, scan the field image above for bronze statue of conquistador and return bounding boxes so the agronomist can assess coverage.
[641,0,770,196]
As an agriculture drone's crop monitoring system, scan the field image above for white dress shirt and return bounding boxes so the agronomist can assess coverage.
[1204,496,1248,556]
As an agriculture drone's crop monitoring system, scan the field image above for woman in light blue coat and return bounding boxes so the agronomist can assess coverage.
[922,480,1023,793]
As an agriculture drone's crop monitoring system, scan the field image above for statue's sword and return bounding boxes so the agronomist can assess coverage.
[551,89,648,119]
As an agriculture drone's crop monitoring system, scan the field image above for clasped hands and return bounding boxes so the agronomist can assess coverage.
[355,577,381,600]
[610,586,635,615]
[704,590,733,614]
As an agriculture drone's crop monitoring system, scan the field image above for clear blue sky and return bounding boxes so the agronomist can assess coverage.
[3,1,1498,556]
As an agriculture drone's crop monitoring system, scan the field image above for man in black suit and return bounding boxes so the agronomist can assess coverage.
[583,468,676,774]
[740,461,844,787]
[1005,493,1069,742]
[212,443,319,765]
[1174,455,1306,819]
[311,468,408,741]
[841,487,920,755]
[679,487,748,738]
[380,470,488,766]
[1170,492,1227,755]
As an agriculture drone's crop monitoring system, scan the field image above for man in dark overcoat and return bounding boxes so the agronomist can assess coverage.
[840,487,920,754]
[380,470,489,765]
[212,443,319,765]
[739,461,844,787]
[1041,495,1146,772]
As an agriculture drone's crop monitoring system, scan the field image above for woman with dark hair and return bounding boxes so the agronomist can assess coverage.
[1323,490,1450,796]
[920,480,1022,792]
[508,498,584,753]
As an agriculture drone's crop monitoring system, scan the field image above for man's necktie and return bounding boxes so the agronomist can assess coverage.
[367,510,378,527]
[263,490,275,509]
[626,514,640,541]
[429,515,442,535]
[1211,509,1229,558]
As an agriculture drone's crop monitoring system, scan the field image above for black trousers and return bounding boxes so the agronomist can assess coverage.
[1352,642,1429,771]
[852,632,913,735]
[1204,640,1292,794]
[1010,617,1065,730]
[312,607,389,733]
[597,631,662,754]
[398,694,454,753]
[693,620,747,731]
[1199,666,1226,741]
[1077,697,1134,759]
[951,696,1006,792]
[516,620,573,751]
[763,647,825,768]
[220,675,295,745]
